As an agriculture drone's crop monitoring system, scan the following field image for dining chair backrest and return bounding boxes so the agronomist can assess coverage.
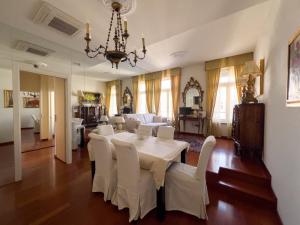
[157,126,175,140]
[194,136,216,181]
[92,135,113,176]
[136,125,152,137]
[31,114,39,123]
[98,124,114,136]
[111,138,140,192]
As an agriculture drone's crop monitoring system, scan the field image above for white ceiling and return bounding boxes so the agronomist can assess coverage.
[0,0,272,81]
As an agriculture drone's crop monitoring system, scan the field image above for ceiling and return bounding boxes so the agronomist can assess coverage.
[0,0,272,81]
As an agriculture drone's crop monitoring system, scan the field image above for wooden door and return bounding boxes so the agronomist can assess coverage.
[54,77,66,162]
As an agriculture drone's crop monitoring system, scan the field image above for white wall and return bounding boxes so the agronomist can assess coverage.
[71,75,106,107]
[254,1,300,224]
[20,106,39,128]
[0,68,13,143]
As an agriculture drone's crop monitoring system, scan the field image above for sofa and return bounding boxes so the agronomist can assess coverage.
[123,113,169,135]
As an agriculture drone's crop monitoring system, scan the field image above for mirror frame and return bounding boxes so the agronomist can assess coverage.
[182,77,204,110]
[122,86,133,112]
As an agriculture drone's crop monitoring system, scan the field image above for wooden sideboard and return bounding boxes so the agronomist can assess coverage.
[74,105,104,127]
[232,103,265,160]
[178,114,206,134]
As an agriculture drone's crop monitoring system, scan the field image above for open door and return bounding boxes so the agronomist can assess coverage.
[54,77,66,162]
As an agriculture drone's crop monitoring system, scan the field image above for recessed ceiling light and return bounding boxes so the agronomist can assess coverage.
[170,51,187,58]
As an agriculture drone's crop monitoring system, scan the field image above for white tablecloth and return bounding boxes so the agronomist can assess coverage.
[98,132,189,189]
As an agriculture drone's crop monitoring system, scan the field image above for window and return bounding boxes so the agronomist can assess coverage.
[213,67,238,123]
[137,81,147,113]
[109,85,117,116]
[159,79,173,119]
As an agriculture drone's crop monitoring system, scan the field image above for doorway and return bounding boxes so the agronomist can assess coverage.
[20,71,67,162]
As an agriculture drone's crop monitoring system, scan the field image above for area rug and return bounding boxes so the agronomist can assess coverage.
[174,133,204,152]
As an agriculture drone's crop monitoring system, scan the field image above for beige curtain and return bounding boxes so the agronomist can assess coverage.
[105,82,112,115]
[132,76,139,113]
[40,76,51,140]
[145,79,153,113]
[153,74,162,114]
[170,68,181,122]
[206,68,221,135]
[115,80,122,114]
[234,64,244,103]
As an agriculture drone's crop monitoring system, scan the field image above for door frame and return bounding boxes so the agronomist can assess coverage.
[14,62,72,181]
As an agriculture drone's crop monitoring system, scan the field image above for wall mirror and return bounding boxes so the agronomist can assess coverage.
[182,77,204,110]
[122,86,133,113]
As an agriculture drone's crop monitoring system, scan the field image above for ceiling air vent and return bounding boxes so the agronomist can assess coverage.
[15,40,55,57]
[33,1,82,36]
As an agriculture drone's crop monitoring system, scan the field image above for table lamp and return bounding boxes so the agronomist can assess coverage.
[114,116,125,130]
[240,61,261,104]
[100,115,109,124]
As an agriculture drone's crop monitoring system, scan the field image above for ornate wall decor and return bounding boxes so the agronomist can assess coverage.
[287,30,300,105]
[79,91,103,106]
[3,90,13,108]
[182,77,204,110]
[122,86,133,113]
[23,97,39,108]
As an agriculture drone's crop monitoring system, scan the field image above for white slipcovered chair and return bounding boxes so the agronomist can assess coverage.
[111,138,156,222]
[165,136,216,219]
[157,126,175,140]
[90,134,117,202]
[72,118,84,150]
[136,124,152,137]
[31,114,40,133]
[97,124,114,136]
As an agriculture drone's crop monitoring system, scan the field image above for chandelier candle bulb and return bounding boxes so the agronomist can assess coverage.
[86,23,91,39]
[124,20,127,31]
[142,37,145,49]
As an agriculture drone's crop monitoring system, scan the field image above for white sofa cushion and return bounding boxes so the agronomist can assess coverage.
[143,114,155,124]
[153,115,162,123]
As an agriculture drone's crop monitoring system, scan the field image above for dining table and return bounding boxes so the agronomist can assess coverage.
[89,131,190,220]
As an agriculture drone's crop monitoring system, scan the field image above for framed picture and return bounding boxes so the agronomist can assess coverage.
[287,31,300,105]
[23,97,39,108]
[3,90,13,108]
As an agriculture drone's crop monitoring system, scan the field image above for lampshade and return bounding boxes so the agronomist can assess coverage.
[114,116,125,124]
[100,115,108,122]
[78,90,84,97]
[241,61,261,78]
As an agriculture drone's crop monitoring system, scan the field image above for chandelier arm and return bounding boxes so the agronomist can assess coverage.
[86,45,106,58]
[126,57,137,67]
[127,50,146,60]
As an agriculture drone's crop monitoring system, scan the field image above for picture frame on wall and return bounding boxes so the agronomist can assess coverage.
[287,30,300,106]
[3,90,13,108]
[23,97,39,108]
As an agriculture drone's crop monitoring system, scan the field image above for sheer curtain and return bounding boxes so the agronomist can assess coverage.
[212,66,238,137]
[109,85,118,116]
[159,78,172,119]
[138,79,147,114]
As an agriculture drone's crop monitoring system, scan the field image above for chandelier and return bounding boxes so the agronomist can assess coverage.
[84,1,146,69]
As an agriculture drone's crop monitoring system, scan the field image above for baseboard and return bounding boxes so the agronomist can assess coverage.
[21,127,34,130]
[0,141,14,146]
[175,131,205,137]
